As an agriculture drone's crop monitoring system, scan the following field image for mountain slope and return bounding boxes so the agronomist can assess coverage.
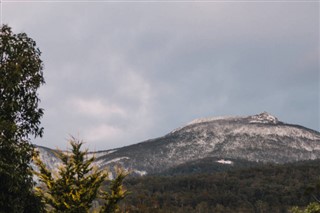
[37,112,320,176]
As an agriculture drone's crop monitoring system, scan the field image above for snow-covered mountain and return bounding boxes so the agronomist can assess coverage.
[36,112,320,176]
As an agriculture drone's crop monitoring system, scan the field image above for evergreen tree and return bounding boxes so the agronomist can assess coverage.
[291,203,320,213]
[33,138,128,213]
[0,24,45,212]
[100,167,129,213]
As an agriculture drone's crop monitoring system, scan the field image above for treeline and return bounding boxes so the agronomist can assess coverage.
[120,160,320,212]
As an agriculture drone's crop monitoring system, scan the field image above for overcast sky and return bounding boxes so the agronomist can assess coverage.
[1,1,319,150]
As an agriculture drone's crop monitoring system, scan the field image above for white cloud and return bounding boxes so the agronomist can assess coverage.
[84,124,123,143]
[69,97,126,118]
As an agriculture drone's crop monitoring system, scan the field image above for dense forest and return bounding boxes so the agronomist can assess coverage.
[118,160,320,213]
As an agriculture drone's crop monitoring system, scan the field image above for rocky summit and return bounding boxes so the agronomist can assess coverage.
[37,112,320,176]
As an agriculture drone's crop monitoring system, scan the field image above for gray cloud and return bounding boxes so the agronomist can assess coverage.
[3,2,319,150]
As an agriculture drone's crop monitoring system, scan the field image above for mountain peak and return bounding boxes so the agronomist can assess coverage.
[187,112,279,126]
[249,112,279,124]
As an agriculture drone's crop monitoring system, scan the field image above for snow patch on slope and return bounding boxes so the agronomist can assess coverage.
[216,159,233,165]
[133,169,147,176]
[35,147,62,171]
[86,150,117,159]
[173,112,280,134]
[231,125,320,140]
[94,156,130,169]
[171,116,244,133]
[105,157,130,164]
[188,116,244,125]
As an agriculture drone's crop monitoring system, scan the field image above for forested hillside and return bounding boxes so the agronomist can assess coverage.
[120,160,320,213]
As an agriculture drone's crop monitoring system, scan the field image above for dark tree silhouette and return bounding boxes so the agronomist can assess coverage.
[0,24,45,212]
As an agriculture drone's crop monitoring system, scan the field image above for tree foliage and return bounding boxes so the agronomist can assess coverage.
[100,167,129,213]
[122,160,320,212]
[292,203,320,213]
[291,179,320,213]
[0,24,44,139]
[33,138,128,213]
[0,24,45,212]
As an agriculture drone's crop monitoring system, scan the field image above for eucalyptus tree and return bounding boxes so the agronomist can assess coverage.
[0,24,45,212]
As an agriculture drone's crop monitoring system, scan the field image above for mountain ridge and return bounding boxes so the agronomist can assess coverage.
[36,112,320,177]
